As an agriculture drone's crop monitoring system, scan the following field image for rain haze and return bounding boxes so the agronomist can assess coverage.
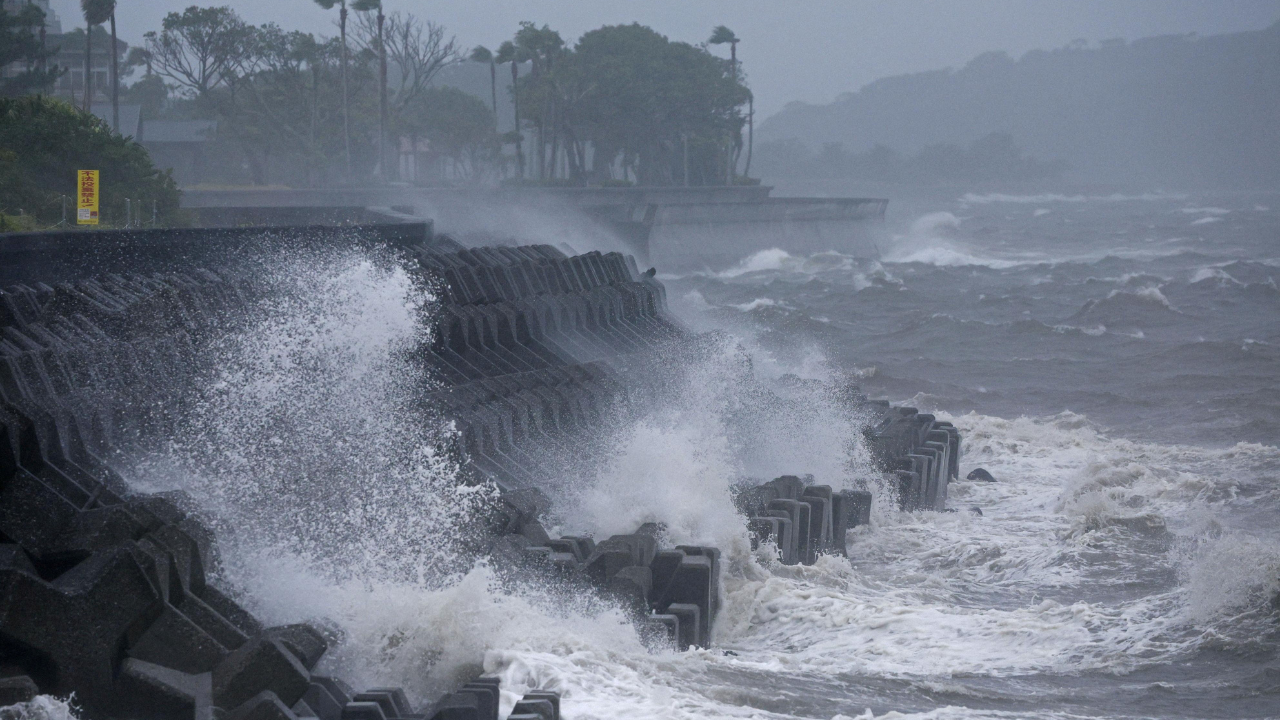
[3,1,1280,719]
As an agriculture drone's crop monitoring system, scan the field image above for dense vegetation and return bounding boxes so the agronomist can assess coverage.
[0,95,182,227]
[0,3,61,97]
[759,21,1280,188]
[117,7,750,187]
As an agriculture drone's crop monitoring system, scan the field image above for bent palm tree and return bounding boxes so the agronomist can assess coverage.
[80,0,113,112]
[495,40,528,178]
[709,25,739,78]
[470,45,497,117]
[710,25,743,182]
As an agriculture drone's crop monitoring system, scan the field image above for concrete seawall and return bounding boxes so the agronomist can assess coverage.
[176,186,888,270]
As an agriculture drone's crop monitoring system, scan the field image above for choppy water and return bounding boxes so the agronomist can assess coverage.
[17,190,1278,720]
[646,188,1280,719]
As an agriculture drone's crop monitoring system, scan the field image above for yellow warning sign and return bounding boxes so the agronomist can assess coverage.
[77,170,99,225]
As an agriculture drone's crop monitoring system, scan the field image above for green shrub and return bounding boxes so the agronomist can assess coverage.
[0,95,183,227]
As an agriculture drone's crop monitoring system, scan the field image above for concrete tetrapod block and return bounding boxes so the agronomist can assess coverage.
[353,688,412,718]
[341,701,388,720]
[0,546,162,712]
[521,691,560,720]
[664,603,701,650]
[267,624,329,671]
[767,499,810,565]
[747,516,782,551]
[655,554,713,648]
[584,533,657,585]
[511,698,555,720]
[126,603,230,674]
[427,691,479,720]
[675,546,721,617]
[228,691,300,720]
[117,658,214,720]
[457,680,500,720]
[608,565,653,614]
[797,494,831,560]
[648,613,680,648]
[301,681,347,720]
[759,511,795,564]
[212,636,311,711]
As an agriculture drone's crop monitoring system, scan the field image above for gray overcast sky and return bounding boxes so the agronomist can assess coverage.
[48,0,1280,119]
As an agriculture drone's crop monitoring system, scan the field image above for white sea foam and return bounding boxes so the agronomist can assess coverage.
[0,697,80,720]
[960,192,1184,205]
[716,248,796,277]
[731,297,781,312]
[883,213,1037,269]
[1180,207,1231,215]
[1102,285,1174,310]
[1033,208,1052,217]
[1190,216,1222,225]
[1190,267,1242,285]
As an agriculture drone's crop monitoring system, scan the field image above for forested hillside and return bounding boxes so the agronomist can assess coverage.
[757,21,1280,187]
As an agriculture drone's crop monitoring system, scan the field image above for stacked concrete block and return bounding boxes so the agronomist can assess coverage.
[735,476,873,564]
[0,229,574,716]
[0,393,554,718]
[862,405,960,511]
[511,525,722,651]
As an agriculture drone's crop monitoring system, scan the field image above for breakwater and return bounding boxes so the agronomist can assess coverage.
[0,223,957,718]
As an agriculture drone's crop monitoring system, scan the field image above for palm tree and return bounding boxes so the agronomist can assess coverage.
[80,0,113,113]
[709,25,742,183]
[314,0,352,176]
[495,40,526,178]
[470,46,497,117]
[709,25,739,78]
[352,0,387,181]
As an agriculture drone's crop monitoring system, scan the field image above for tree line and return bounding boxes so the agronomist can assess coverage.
[3,3,756,189]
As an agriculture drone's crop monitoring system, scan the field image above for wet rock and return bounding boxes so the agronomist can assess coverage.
[967,468,997,482]
[969,506,984,516]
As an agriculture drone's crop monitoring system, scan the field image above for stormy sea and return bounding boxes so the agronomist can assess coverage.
[17,189,1278,720]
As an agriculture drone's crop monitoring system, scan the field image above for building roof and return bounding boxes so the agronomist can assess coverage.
[141,120,218,144]
[90,103,141,138]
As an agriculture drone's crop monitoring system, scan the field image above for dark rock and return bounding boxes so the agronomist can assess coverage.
[969,506,984,516]
[967,468,996,482]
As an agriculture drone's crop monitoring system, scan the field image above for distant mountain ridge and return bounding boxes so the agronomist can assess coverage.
[758,20,1280,188]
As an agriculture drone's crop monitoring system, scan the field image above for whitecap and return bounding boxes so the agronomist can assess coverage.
[730,298,780,312]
